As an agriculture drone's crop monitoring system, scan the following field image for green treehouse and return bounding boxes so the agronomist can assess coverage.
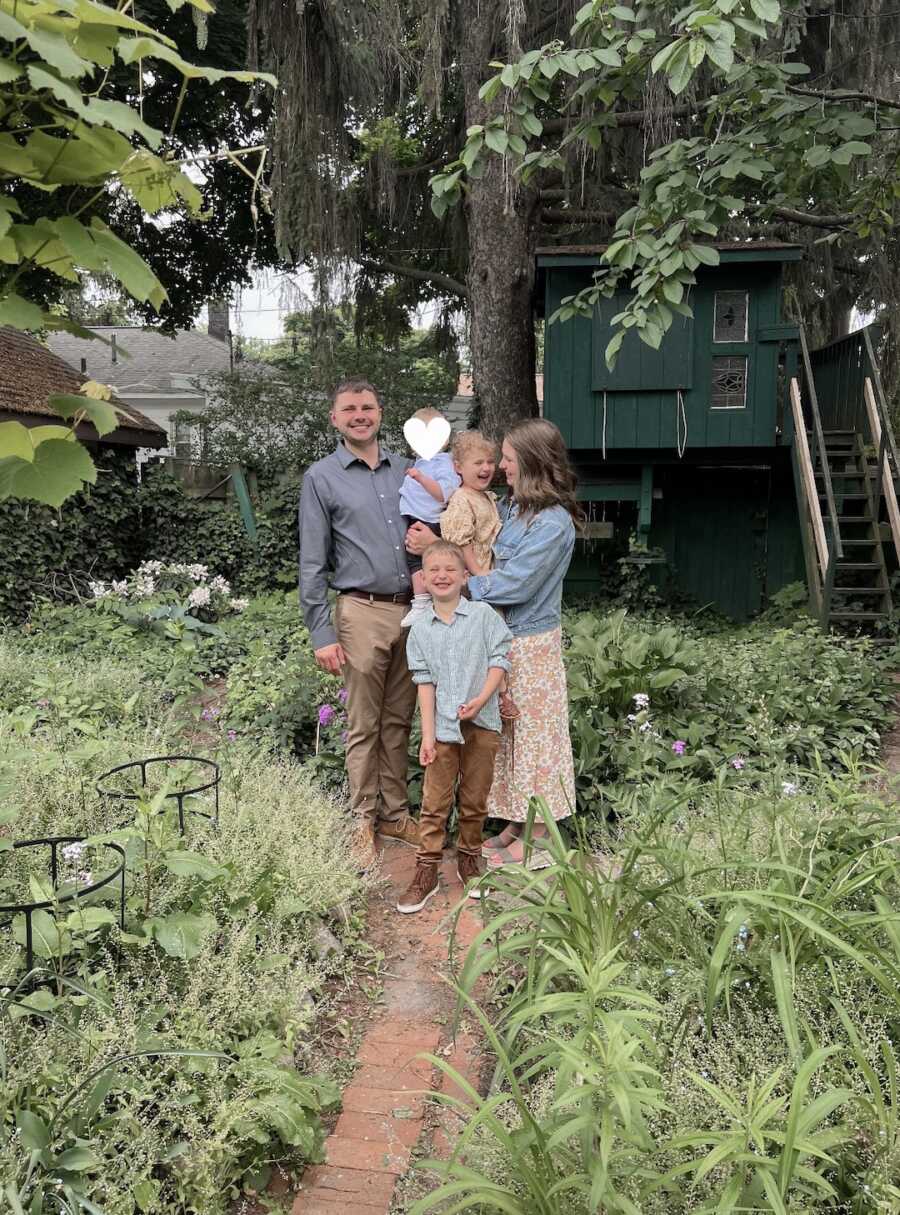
[538,242,900,625]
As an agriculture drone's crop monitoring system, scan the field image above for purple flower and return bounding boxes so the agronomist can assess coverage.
[318,704,336,727]
[226,730,237,742]
[731,756,745,771]
[338,687,349,704]
[672,740,686,756]
[201,706,220,722]
[340,730,349,744]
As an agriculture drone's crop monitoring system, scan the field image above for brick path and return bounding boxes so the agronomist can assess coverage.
[291,842,488,1214]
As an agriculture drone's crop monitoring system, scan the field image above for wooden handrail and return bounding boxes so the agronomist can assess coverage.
[790,378,830,576]
[799,326,843,560]
[862,327,900,480]
[864,377,900,563]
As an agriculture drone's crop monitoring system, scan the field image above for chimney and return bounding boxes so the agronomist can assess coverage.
[110,333,117,364]
[207,297,230,342]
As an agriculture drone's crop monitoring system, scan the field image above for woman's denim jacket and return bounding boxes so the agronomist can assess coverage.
[468,500,575,638]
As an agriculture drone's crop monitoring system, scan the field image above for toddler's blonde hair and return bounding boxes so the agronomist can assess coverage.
[451,429,497,463]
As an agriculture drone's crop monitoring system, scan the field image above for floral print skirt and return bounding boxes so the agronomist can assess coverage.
[486,627,575,823]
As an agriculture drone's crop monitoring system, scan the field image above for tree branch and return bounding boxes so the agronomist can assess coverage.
[542,104,694,136]
[787,85,900,110]
[357,257,469,300]
[769,205,855,228]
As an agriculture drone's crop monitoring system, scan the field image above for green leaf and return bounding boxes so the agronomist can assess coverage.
[0,421,37,462]
[0,293,48,329]
[49,393,119,437]
[149,911,217,959]
[804,144,831,167]
[117,36,276,87]
[66,906,117,932]
[17,1111,50,1150]
[87,220,167,308]
[24,27,91,79]
[53,1147,100,1172]
[162,850,226,880]
[749,0,780,21]
[0,438,97,507]
[484,127,509,155]
[690,244,720,266]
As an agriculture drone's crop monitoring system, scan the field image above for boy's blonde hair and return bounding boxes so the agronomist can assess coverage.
[422,539,466,571]
[451,429,497,463]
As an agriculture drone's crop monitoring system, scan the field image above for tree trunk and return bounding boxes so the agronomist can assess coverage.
[459,0,541,439]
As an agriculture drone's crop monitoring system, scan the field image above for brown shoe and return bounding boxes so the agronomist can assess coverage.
[457,852,487,900]
[352,818,377,871]
[396,862,439,914]
[378,815,420,849]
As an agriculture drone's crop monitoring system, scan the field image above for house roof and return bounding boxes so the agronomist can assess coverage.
[456,373,544,402]
[46,324,235,393]
[536,242,803,266]
[0,326,166,447]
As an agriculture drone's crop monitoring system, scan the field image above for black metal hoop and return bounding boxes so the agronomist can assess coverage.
[96,755,220,835]
[0,836,126,976]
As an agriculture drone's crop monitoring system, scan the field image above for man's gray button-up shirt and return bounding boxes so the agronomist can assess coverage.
[298,443,412,649]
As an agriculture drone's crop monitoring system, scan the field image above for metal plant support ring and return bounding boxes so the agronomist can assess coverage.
[96,755,220,834]
[0,836,126,977]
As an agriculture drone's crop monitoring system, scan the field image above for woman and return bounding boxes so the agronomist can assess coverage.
[409,417,580,867]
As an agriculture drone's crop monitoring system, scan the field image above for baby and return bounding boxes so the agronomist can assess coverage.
[400,407,461,627]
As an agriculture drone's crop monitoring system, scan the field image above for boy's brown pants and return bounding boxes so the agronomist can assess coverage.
[418,722,501,865]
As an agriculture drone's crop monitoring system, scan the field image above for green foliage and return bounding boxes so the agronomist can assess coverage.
[417,784,900,1213]
[432,0,900,364]
[564,608,892,810]
[0,631,362,1212]
[0,0,273,505]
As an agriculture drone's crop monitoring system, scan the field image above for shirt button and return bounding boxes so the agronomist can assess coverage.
[395,546,400,550]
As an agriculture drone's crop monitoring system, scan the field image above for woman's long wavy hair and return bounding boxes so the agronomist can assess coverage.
[504,418,585,528]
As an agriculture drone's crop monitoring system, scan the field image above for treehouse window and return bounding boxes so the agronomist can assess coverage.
[711,356,748,410]
[713,291,749,343]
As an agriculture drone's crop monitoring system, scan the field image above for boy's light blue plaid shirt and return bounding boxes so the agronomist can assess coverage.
[406,599,512,744]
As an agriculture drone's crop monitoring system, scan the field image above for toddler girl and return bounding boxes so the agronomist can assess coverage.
[442,431,519,719]
[400,407,461,627]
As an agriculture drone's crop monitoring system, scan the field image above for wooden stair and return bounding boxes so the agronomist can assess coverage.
[812,429,893,629]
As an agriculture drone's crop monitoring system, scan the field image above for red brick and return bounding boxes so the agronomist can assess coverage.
[325,1136,410,1175]
[357,1039,435,1068]
[341,1085,426,1118]
[365,1020,442,1051]
[300,1166,397,1203]
[293,1195,380,1215]
[334,1109,422,1147]
[353,1061,433,1090]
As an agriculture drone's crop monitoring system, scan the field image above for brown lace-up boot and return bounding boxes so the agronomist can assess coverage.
[396,861,439,914]
[378,815,420,849]
[352,818,377,872]
[456,852,487,899]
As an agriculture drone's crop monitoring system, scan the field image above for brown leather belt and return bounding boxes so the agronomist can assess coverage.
[341,589,413,605]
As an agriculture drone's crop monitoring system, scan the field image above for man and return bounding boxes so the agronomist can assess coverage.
[299,378,420,867]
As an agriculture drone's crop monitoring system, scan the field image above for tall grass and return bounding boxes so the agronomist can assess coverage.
[413,782,900,1213]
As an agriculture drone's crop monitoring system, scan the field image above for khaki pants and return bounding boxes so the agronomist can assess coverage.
[418,723,501,864]
[335,594,417,823]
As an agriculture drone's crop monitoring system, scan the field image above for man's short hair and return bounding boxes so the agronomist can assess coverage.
[422,539,466,570]
[331,378,383,408]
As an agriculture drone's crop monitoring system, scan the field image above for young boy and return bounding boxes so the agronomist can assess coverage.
[398,540,512,913]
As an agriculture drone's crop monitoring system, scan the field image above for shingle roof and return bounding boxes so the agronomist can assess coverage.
[46,325,233,391]
[0,326,165,444]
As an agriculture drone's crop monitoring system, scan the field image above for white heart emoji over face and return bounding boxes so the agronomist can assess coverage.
[403,416,451,460]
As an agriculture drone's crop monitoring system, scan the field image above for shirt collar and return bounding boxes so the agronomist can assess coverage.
[430,597,471,622]
[335,441,395,469]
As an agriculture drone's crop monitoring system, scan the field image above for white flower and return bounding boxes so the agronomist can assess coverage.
[781,781,799,797]
[188,586,211,609]
[111,580,129,596]
[633,692,650,709]
[133,574,156,598]
[188,564,209,581]
[62,842,85,862]
[78,870,92,885]
[639,720,652,734]
[229,597,248,612]
[138,560,162,576]
[210,575,231,594]
[89,580,110,599]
